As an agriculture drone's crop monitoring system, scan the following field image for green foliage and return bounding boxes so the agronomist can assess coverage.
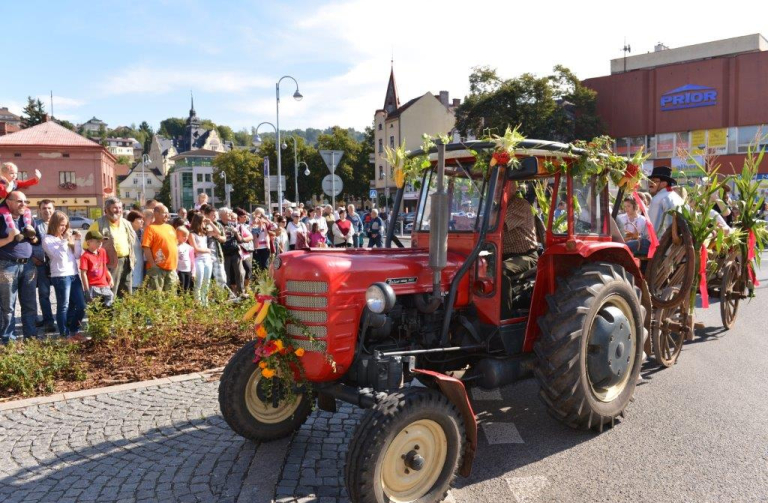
[116,155,132,166]
[159,117,186,138]
[217,124,235,142]
[213,149,264,209]
[155,169,172,208]
[455,66,604,142]
[21,96,46,128]
[55,119,76,131]
[87,286,249,349]
[0,340,85,396]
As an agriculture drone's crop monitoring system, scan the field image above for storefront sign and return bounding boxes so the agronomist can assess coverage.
[671,156,705,176]
[660,84,717,111]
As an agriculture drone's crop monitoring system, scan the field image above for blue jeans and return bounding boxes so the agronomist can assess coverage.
[194,257,213,306]
[50,275,86,337]
[36,263,54,325]
[0,259,38,342]
[627,238,651,256]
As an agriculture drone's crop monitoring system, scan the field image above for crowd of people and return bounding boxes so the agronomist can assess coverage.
[0,176,392,344]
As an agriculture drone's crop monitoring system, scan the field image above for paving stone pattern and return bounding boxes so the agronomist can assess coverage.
[0,379,266,503]
[274,403,364,503]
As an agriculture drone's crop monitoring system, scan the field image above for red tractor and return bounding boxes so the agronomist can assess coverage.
[219,140,690,503]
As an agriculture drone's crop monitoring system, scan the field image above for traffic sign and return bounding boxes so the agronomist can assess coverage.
[268,176,286,191]
[369,189,377,199]
[319,150,344,173]
[322,174,343,197]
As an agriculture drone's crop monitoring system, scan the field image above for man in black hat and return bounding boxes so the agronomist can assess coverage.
[647,166,684,236]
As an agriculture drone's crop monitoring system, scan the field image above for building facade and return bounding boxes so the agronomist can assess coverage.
[118,163,163,207]
[169,149,220,211]
[80,117,108,134]
[106,137,141,161]
[0,120,118,218]
[583,33,768,180]
[0,107,21,127]
[372,67,459,212]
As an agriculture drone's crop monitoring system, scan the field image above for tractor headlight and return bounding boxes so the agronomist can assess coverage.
[272,255,282,271]
[365,282,396,314]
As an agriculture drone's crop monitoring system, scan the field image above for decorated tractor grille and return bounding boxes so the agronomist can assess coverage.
[284,280,330,352]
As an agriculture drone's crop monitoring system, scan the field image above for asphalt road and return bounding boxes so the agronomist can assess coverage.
[450,254,768,503]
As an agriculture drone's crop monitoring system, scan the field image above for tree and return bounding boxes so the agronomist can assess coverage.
[315,127,370,204]
[21,97,46,128]
[139,121,154,153]
[159,117,186,138]
[155,171,172,208]
[233,128,252,146]
[98,124,107,146]
[55,119,75,130]
[217,125,235,143]
[455,65,604,143]
[212,149,264,210]
[116,155,131,166]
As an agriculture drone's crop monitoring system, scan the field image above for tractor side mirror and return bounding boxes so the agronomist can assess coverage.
[508,156,539,180]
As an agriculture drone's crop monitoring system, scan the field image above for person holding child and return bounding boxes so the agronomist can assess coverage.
[43,211,86,339]
[79,230,114,308]
[0,162,41,240]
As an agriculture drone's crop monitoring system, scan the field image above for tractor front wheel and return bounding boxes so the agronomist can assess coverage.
[345,388,465,503]
[218,340,312,441]
[535,262,646,431]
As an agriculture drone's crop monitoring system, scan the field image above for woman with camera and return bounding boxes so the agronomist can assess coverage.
[42,211,86,339]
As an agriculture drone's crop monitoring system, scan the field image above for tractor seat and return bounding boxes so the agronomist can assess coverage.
[508,266,538,284]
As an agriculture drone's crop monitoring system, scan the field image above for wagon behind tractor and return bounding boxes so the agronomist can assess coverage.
[219,139,694,503]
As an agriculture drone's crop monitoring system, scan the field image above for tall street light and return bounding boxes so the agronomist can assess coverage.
[220,171,230,208]
[283,136,301,204]
[141,154,150,207]
[275,76,302,213]
[253,121,277,213]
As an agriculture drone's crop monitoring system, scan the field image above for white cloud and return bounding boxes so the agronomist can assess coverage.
[100,66,273,96]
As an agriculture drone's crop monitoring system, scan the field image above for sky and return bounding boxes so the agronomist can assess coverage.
[2,0,766,133]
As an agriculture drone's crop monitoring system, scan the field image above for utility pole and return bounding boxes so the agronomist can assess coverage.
[622,39,631,73]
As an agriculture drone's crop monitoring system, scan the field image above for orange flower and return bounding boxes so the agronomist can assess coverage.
[261,367,275,378]
[258,361,267,369]
[294,348,305,357]
[256,325,267,339]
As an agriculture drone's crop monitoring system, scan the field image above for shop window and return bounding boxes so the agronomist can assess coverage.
[655,133,675,158]
[737,125,768,153]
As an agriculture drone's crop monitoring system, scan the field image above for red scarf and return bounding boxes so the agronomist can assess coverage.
[337,219,351,236]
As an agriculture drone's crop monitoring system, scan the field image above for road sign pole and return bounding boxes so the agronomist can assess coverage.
[331,152,336,209]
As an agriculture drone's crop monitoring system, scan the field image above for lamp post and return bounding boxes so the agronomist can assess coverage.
[284,136,301,204]
[220,171,230,208]
[298,161,309,176]
[275,76,302,214]
[253,121,278,213]
[141,154,149,207]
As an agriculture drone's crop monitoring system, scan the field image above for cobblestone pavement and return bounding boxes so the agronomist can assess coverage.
[0,378,282,503]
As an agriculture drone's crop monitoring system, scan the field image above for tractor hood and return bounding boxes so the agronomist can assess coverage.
[273,247,469,299]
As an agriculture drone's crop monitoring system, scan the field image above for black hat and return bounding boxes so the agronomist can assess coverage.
[649,166,676,186]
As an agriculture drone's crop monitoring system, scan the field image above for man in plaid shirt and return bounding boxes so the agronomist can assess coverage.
[501,182,538,316]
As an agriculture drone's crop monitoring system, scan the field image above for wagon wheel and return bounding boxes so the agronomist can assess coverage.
[651,287,690,368]
[720,260,743,330]
[646,213,695,309]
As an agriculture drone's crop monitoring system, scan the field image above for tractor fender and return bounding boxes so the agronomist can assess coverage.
[411,369,477,477]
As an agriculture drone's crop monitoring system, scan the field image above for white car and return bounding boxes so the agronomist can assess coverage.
[68,216,94,230]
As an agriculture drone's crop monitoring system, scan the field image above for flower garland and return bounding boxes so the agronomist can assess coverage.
[243,271,309,399]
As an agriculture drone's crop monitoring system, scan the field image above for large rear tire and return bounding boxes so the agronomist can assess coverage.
[345,388,465,503]
[535,262,646,431]
[218,340,312,441]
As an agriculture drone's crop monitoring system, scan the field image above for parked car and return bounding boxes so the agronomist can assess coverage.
[68,216,93,229]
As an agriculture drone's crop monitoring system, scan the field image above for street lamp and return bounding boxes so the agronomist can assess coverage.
[284,136,301,204]
[299,161,310,177]
[141,153,150,207]
[275,75,302,214]
[220,171,230,208]
[253,121,277,213]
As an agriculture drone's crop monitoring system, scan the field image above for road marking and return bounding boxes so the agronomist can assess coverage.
[505,476,550,503]
[481,421,524,444]
[471,388,503,401]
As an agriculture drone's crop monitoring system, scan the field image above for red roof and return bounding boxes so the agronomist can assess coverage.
[0,121,102,148]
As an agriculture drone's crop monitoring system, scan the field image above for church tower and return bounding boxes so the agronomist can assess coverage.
[383,63,400,115]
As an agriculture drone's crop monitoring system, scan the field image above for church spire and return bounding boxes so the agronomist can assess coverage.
[383,61,399,115]
[190,90,196,117]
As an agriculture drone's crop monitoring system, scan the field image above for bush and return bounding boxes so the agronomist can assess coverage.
[86,285,251,368]
[0,340,85,396]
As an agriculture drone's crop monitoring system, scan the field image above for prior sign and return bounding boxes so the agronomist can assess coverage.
[322,174,343,197]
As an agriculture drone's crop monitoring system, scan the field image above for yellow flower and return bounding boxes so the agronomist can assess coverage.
[274,339,284,351]
[256,325,267,339]
[294,348,305,357]
[258,361,267,369]
[261,368,275,378]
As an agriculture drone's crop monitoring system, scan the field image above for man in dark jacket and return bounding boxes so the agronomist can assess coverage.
[368,208,385,248]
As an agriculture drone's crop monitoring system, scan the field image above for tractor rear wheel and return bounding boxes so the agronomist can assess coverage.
[345,388,465,503]
[218,340,312,441]
[535,262,646,431]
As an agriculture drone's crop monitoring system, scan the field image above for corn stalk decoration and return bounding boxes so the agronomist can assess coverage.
[732,142,768,290]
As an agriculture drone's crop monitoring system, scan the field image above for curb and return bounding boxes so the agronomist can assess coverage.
[0,366,225,412]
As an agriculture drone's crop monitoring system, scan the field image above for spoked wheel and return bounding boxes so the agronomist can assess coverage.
[720,261,743,330]
[535,262,646,431]
[346,388,465,503]
[218,340,312,441]
[651,288,690,367]
[646,214,695,309]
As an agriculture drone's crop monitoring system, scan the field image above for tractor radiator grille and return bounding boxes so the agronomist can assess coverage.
[285,280,328,294]
[287,309,327,324]
[287,324,327,338]
[289,337,327,352]
[285,295,327,308]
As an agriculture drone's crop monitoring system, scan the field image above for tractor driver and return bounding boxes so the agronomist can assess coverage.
[501,181,538,316]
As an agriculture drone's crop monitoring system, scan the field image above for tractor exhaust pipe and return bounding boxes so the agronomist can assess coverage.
[428,139,448,303]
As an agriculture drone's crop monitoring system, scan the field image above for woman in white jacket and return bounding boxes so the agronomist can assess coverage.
[332,209,355,247]
[42,211,86,338]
